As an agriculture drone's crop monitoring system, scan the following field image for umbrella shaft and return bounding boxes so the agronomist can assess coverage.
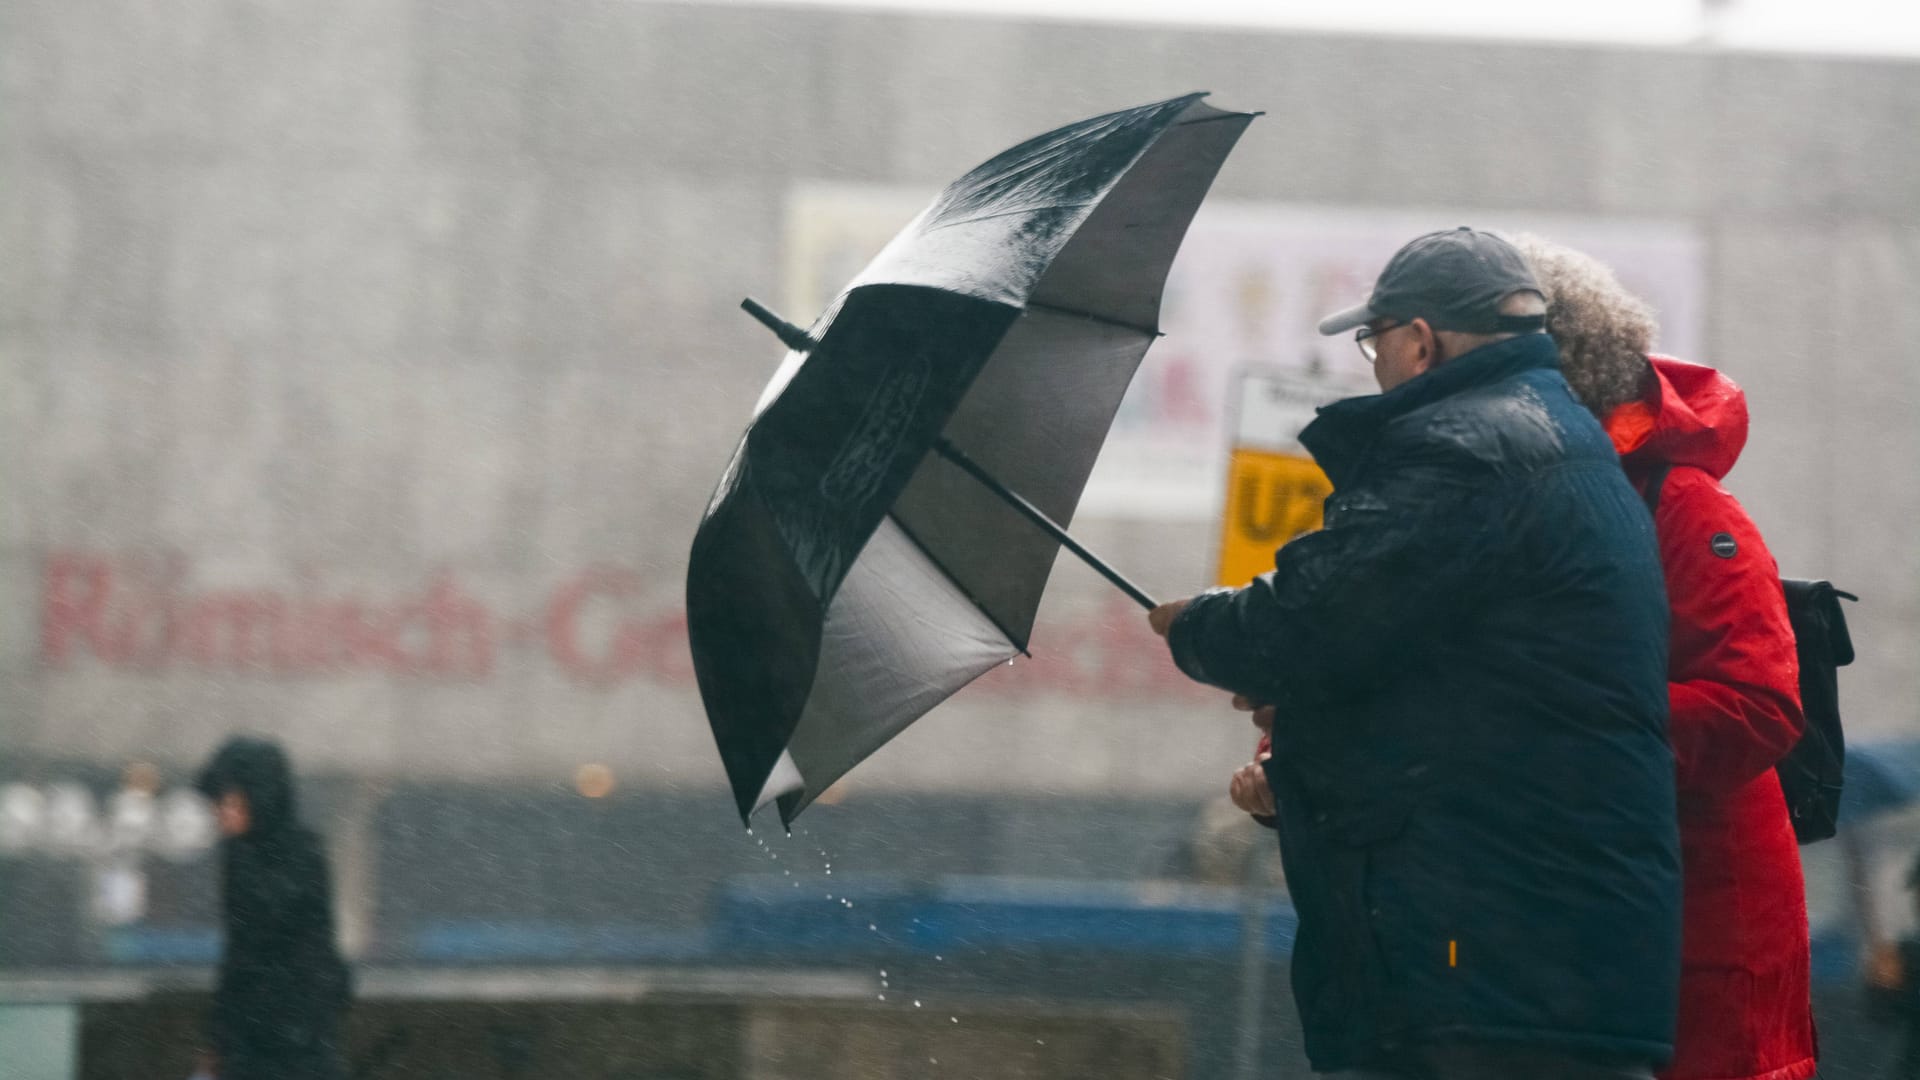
[931,438,1157,611]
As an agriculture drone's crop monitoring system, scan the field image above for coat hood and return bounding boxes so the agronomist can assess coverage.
[195,736,299,835]
[1606,355,1747,480]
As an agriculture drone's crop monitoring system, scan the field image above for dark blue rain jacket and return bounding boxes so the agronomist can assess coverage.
[1168,332,1680,1071]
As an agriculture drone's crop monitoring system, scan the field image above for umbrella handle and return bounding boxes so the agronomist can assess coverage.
[932,438,1158,611]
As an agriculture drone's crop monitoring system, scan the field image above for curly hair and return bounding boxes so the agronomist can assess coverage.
[1511,234,1657,418]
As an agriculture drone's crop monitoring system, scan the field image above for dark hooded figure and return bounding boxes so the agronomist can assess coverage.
[194,736,351,1080]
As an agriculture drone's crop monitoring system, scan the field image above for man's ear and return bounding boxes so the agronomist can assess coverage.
[1410,317,1439,373]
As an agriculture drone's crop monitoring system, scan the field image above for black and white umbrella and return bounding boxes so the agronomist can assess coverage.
[689,93,1255,825]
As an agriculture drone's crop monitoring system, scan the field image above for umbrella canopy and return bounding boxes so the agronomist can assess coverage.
[689,93,1255,825]
[1841,740,1920,826]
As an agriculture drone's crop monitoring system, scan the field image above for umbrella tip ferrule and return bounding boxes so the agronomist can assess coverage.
[741,297,818,352]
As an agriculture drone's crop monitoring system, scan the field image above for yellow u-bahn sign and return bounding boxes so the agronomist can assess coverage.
[1216,448,1333,587]
[1214,370,1353,588]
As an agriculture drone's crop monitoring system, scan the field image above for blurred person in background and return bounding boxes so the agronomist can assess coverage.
[1514,233,1816,1080]
[1868,855,1920,1077]
[1151,228,1680,1079]
[193,736,351,1080]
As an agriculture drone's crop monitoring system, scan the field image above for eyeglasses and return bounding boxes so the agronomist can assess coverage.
[1354,321,1405,363]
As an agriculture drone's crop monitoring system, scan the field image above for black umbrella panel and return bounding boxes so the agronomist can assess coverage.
[689,93,1256,825]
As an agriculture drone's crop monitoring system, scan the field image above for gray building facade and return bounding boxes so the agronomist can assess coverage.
[2,0,1915,802]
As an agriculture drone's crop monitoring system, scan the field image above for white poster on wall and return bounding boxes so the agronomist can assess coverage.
[787,184,1705,520]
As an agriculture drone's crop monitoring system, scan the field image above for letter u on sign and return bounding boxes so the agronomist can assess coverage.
[1214,449,1332,587]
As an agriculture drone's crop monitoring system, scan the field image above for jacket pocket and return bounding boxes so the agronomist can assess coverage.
[1316,804,1415,1048]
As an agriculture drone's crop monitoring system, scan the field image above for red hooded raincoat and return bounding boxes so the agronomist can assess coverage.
[1609,356,1815,1080]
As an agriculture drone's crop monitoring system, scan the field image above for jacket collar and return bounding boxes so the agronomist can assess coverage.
[1301,332,1561,485]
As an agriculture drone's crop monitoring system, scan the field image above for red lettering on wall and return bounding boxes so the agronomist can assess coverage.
[42,553,184,668]
[39,554,494,679]
[35,551,1198,701]
[41,553,114,665]
[546,568,638,683]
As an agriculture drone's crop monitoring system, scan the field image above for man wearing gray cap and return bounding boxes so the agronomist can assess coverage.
[1149,228,1681,1079]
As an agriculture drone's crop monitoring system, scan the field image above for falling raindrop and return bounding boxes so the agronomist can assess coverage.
[950,1017,958,1024]
[934,955,943,961]
[868,923,877,931]
[877,993,886,1001]
[913,1000,922,1008]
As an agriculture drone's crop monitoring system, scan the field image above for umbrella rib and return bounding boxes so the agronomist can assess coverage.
[886,512,1033,657]
[1174,110,1265,128]
[1024,301,1161,337]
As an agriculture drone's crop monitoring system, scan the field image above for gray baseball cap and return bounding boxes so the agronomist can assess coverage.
[1318,226,1545,336]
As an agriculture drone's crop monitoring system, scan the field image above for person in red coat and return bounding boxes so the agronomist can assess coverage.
[1513,237,1815,1080]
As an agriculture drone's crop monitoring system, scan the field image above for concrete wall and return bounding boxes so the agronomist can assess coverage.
[2,0,1915,799]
